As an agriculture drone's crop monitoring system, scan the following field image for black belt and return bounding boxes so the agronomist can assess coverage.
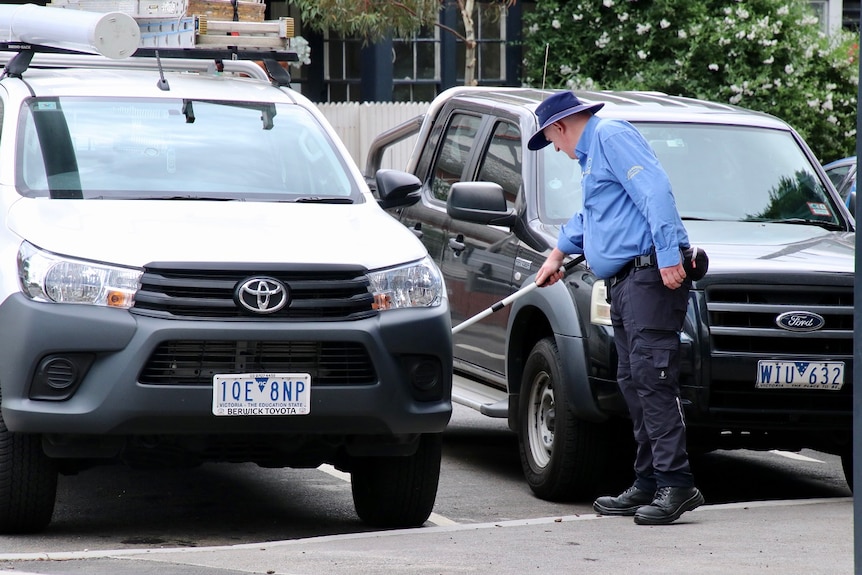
[609,253,656,287]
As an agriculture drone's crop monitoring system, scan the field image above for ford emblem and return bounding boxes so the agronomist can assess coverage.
[775,311,825,332]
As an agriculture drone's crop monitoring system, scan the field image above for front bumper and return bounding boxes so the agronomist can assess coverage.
[0,294,453,438]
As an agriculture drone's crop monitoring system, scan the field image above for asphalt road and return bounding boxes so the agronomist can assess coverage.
[0,404,851,573]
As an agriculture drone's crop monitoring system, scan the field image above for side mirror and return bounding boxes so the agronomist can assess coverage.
[447,181,517,227]
[375,169,421,209]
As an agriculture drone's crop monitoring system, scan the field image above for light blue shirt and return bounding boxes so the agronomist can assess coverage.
[556,115,690,279]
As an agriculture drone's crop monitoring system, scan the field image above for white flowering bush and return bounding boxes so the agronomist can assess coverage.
[289,36,312,69]
[522,0,858,162]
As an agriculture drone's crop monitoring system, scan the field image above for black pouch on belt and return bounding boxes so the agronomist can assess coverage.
[681,246,709,280]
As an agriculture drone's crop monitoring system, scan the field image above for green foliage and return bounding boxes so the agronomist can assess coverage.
[289,0,442,42]
[747,171,829,220]
[522,0,859,163]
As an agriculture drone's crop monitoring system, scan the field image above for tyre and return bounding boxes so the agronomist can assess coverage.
[518,337,621,501]
[840,448,853,492]
[0,402,58,534]
[351,433,442,528]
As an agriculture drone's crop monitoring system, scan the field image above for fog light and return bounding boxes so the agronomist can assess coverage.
[29,353,94,401]
[42,358,77,389]
[410,359,439,390]
[403,356,442,401]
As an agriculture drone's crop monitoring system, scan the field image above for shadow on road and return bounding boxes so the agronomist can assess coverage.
[40,463,367,549]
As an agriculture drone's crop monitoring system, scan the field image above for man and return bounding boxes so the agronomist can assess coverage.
[530,91,704,525]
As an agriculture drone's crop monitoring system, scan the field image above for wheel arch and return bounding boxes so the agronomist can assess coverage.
[505,281,607,431]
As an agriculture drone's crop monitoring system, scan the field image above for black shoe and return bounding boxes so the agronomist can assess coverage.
[633,486,705,525]
[593,486,655,516]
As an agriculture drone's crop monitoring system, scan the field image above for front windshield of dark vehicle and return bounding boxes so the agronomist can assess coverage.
[540,122,841,229]
[16,97,360,201]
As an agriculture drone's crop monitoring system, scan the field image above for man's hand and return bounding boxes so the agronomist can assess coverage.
[660,262,687,289]
[536,248,567,287]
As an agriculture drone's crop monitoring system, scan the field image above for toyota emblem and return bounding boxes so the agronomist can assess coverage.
[236,277,289,314]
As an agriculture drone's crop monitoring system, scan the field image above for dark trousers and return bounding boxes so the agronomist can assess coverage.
[609,264,694,491]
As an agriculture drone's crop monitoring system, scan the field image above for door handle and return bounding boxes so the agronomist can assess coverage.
[448,234,465,254]
[410,222,423,239]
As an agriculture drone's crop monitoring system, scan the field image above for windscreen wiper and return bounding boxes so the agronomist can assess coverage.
[747,217,843,230]
[294,196,354,204]
[141,195,238,201]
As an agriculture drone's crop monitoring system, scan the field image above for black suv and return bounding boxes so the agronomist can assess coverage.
[367,87,855,500]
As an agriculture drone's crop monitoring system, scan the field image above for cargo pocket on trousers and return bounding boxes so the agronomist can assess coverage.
[640,332,681,391]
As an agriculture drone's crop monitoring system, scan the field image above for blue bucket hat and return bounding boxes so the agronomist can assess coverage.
[527,91,605,151]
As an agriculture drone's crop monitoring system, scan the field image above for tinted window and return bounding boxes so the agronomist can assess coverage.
[430,113,481,202]
[825,160,853,187]
[477,120,521,209]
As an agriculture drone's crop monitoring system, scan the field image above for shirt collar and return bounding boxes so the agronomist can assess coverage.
[574,114,601,160]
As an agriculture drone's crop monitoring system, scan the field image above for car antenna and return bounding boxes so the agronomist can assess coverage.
[541,43,549,95]
[154,49,170,91]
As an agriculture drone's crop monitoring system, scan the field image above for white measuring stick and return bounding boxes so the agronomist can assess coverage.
[452,255,584,335]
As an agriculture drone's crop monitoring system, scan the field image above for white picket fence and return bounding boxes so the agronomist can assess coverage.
[318,101,429,174]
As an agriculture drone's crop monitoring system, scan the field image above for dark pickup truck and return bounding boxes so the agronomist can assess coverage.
[366,87,855,500]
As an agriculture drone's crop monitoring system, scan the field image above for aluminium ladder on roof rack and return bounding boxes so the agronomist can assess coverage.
[194,16,295,50]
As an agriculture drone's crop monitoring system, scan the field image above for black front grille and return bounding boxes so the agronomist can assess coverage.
[704,383,851,416]
[132,265,376,321]
[702,283,853,417]
[139,340,377,386]
[705,284,854,355]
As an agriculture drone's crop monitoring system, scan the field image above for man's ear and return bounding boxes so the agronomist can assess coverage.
[551,121,565,135]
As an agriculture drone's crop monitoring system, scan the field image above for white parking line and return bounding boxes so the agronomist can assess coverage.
[318,462,351,482]
[769,450,826,463]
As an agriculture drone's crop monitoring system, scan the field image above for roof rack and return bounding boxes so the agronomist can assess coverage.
[0,44,296,86]
[0,50,277,83]
[0,4,298,84]
[0,4,299,87]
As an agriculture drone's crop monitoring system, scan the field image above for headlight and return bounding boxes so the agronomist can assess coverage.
[590,280,612,326]
[18,242,143,309]
[367,256,443,310]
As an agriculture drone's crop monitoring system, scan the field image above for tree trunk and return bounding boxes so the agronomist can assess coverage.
[458,0,477,86]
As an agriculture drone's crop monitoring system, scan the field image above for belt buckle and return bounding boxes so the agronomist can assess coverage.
[634,253,655,268]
